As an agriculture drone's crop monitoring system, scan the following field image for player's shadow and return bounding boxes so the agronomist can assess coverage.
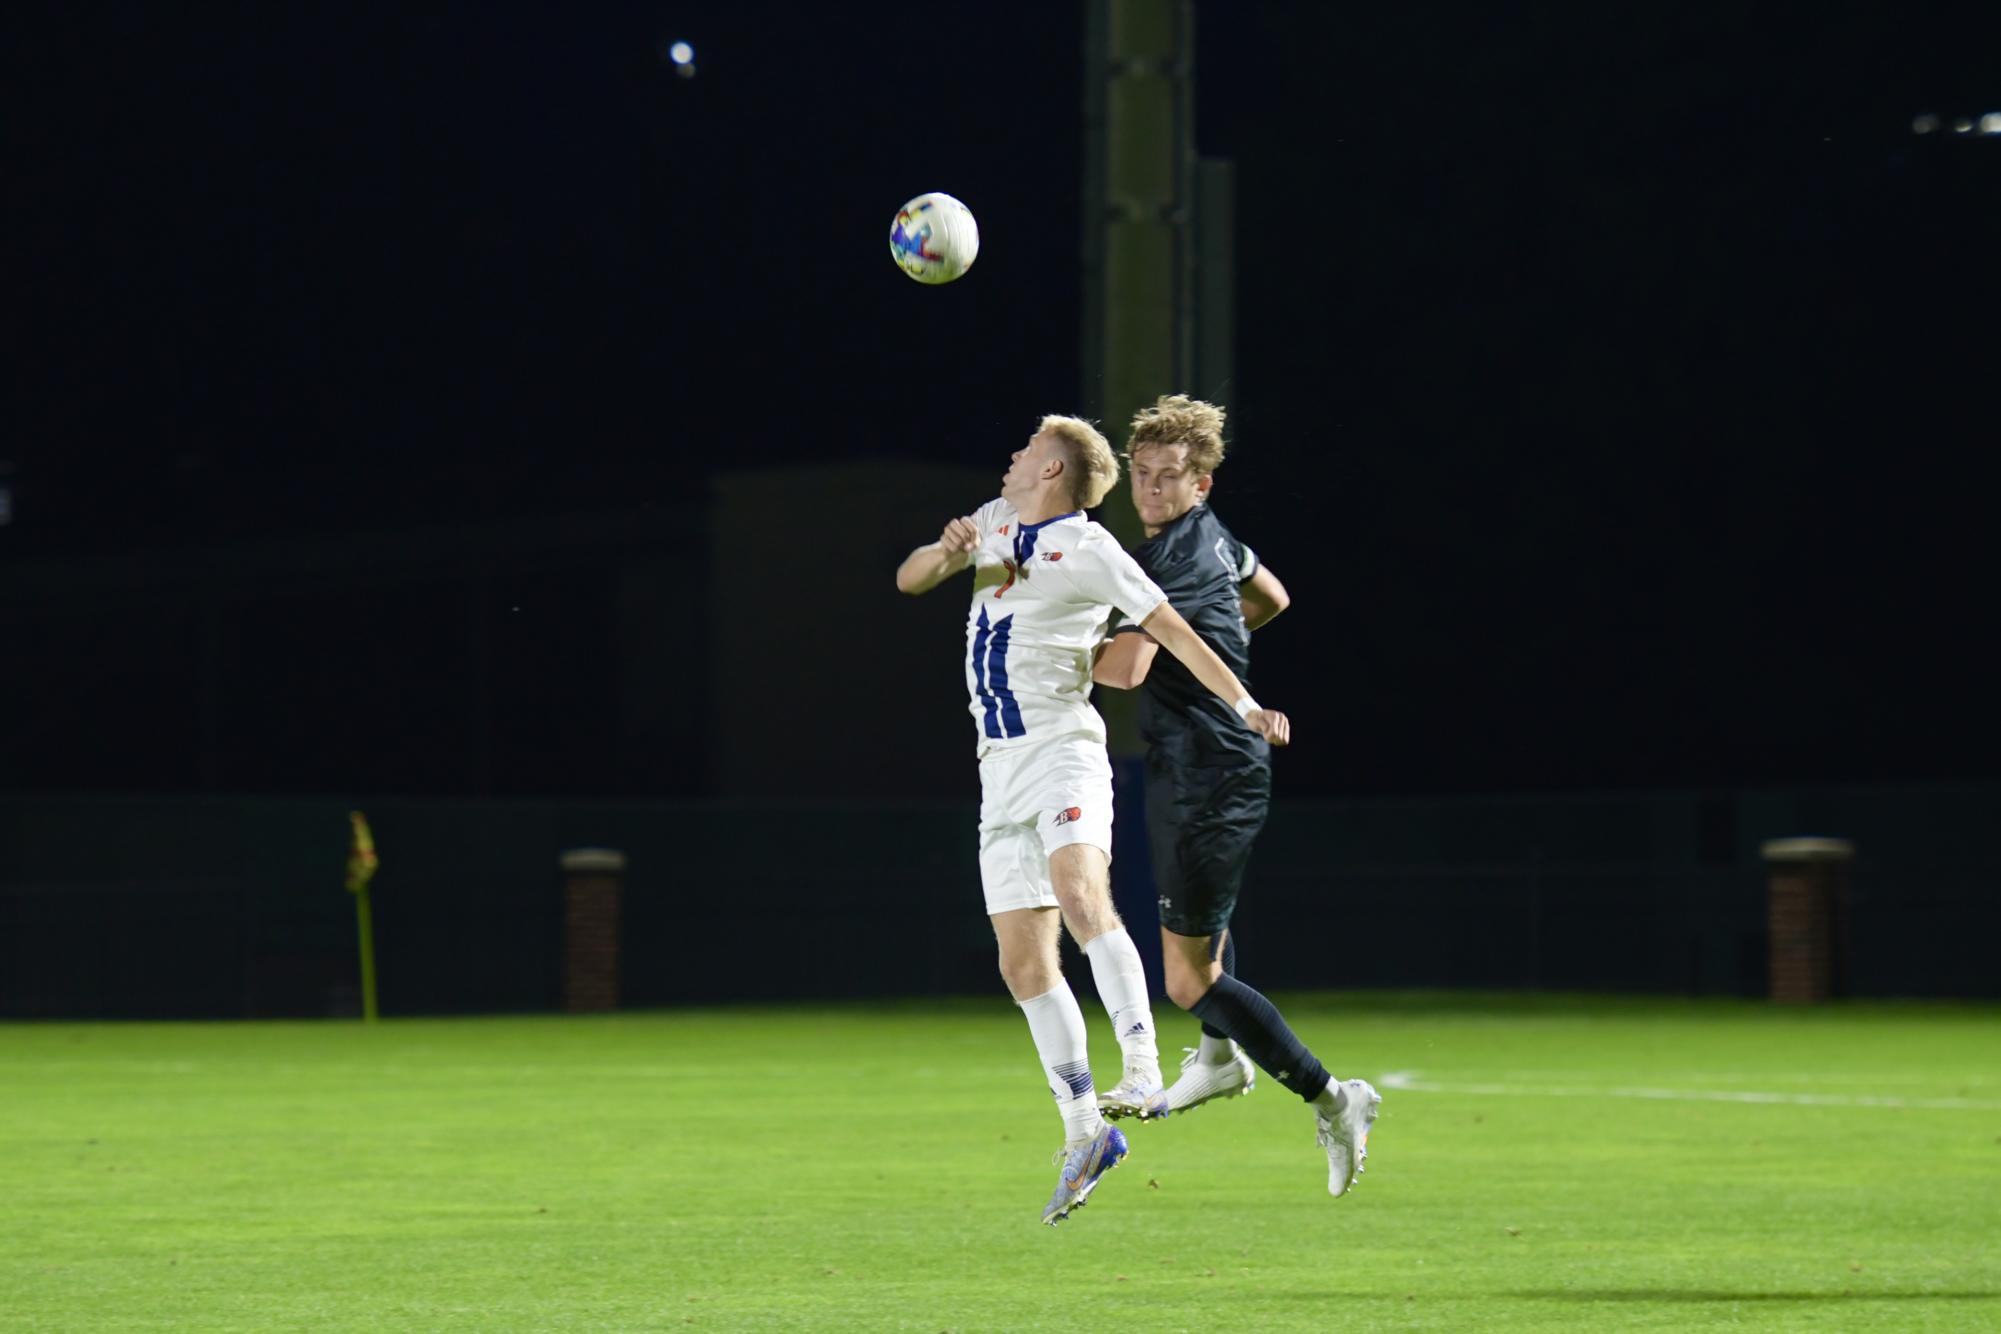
[1508,1289,1999,1303]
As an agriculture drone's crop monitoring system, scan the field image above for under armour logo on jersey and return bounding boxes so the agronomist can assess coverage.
[1054,806,1082,826]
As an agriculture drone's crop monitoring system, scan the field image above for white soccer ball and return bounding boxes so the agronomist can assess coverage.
[889,192,979,284]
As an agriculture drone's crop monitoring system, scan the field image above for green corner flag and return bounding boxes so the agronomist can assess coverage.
[345,811,380,1024]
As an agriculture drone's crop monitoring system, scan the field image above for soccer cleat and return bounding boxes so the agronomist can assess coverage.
[1041,1122,1129,1225]
[1163,1044,1257,1114]
[1315,1078,1381,1198]
[1097,1066,1171,1121]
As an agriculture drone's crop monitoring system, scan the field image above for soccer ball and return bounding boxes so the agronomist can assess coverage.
[889,192,979,284]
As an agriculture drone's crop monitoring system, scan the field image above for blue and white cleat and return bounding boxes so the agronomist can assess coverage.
[1098,1066,1171,1122]
[1041,1122,1129,1225]
[1316,1077,1381,1198]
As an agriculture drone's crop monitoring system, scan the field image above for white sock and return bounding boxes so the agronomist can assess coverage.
[1018,984,1104,1144]
[1197,1032,1237,1065]
[1081,927,1158,1077]
[1313,1076,1348,1113]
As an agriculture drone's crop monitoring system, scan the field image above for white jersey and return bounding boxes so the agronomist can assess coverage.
[961,498,1167,752]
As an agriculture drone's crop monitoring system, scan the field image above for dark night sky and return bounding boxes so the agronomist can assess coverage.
[6,2,1999,798]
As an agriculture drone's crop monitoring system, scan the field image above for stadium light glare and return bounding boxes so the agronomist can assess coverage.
[669,41,694,66]
[1981,112,2001,136]
[1911,113,1941,134]
[1953,117,1975,134]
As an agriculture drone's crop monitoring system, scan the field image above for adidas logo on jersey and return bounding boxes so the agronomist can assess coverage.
[1054,806,1082,826]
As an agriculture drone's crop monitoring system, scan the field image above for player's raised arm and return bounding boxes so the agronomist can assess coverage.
[896,515,980,595]
[1138,601,1291,745]
[1092,627,1159,690]
[1241,563,1291,631]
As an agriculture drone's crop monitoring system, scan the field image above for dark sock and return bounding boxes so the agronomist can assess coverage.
[1189,973,1329,1102]
[1198,932,1239,1041]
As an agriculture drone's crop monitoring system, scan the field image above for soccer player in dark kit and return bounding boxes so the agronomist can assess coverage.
[1091,395,1382,1198]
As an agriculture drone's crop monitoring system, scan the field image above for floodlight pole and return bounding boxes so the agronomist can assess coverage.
[1083,0,1234,752]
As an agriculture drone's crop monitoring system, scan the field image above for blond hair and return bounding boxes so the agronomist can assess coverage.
[1125,394,1228,476]
[1038,414,1121,509]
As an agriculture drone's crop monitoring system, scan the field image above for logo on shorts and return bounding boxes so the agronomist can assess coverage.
[1054,806,1082,826]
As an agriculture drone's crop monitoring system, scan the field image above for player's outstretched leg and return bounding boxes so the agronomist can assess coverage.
[1042,1120,1130,1226]
[1167,929,1384,1197]
[1194,975,1384,1197]
[1002,905,1135,1225]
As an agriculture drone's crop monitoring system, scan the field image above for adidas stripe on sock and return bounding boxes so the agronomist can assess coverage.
[1019,983,1104,1142]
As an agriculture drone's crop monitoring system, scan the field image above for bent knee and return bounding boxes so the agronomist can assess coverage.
[997,951,1056,1001]
[1164,972,1214,1012]
[1053,883,1119,936]
[1161,953,1219,1010]
[997,954,1036,994]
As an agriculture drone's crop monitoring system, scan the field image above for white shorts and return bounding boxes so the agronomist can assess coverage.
[976,731,1116,916]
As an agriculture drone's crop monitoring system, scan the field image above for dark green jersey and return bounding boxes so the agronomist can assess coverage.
[1115,505,1270,767]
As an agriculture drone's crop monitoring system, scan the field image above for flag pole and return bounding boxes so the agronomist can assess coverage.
[346,811,381,1025]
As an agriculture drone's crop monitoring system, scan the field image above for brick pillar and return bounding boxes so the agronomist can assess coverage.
[561,848,626,1012]
[1761,837,1853,1004]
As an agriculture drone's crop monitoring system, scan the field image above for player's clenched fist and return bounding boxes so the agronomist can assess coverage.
[1246,708,1291,746]
[940,516,980,554]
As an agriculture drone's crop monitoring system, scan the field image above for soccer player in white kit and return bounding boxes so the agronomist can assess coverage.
[896,415,1290,1225]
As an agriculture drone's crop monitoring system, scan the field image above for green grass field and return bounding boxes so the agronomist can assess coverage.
[4,994,1998,1332]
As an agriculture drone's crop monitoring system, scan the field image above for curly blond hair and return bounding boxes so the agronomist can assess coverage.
[1125,394,1228,475]
[1038,415,1121,509]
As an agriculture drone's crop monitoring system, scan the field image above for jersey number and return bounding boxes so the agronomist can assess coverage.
[971,606,1026,739]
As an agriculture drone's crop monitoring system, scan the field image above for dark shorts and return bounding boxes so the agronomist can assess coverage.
[1144,753,1271,938]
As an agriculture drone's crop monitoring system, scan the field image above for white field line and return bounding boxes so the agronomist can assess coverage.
[1375,1071,2001,1112]
[1378,1067,2001,1088]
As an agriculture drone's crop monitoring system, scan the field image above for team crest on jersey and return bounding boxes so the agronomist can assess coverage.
[998,524,1009,535]
[1042,552,1063,561]
[1054,806,1082,826]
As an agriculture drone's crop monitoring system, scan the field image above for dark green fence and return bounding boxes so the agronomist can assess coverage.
[3,783,1996,1018]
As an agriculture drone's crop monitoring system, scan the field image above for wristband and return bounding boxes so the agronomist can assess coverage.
[1233,696,1260,720]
